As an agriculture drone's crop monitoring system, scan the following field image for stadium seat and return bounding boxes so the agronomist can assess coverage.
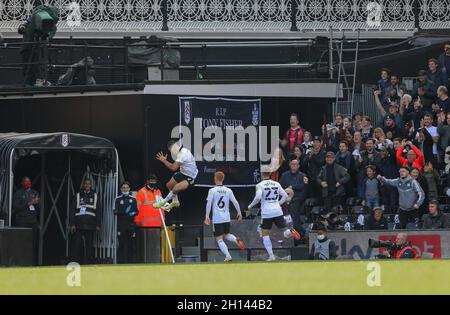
[311,206,325,216]
[439,204,450,213]
[331,205,344,214]
[351,205,369,215]
[305,198,318,207]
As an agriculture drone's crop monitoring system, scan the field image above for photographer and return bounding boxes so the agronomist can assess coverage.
[369,233,417,259]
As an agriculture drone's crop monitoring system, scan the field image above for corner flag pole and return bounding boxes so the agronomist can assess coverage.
[159,208,175,264]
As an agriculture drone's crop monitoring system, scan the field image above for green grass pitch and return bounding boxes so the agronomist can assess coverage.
[1,259,449,294]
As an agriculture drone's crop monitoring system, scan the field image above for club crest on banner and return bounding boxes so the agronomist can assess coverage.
[61,134,70,147]
[184,101,191,124]
[252,104,259,126]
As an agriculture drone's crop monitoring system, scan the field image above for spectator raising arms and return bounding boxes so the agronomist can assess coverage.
[377,167,425,229]
[396,140,425,172]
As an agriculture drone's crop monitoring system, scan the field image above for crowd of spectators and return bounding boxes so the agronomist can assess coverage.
[277,43,450,232]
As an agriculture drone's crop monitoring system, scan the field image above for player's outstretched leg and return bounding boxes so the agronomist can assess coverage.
[262,230,275,261]
[216,236,232,262]
[282,228,301,241]
[225,233,246,250]
[154,178,177,208]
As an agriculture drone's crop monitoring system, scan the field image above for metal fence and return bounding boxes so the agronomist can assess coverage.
[0,0,449,35]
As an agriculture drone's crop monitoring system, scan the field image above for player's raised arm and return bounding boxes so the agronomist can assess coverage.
[156,151,180,172]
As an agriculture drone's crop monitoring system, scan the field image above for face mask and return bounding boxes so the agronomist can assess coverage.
[23,181,31,189]
[317,234,326,241]
[146,184,155,190]
[122,191,130,196]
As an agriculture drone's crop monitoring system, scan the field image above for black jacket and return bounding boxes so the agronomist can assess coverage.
[364,215,388,230]
[279,170,308,201]
[114,194,139,230]
[12,188,39,227]
[305,149,326,179]
[70,190,101,230]
[422,211,449,229]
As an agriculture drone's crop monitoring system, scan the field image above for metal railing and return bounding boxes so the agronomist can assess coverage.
[0,38,316,86]
[0,0,447,35]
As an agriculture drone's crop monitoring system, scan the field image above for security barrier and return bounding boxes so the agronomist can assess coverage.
[309,229,450,259]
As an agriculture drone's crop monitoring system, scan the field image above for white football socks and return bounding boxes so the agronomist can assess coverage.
[217,239,231,259]
[262,235,274,258]
[225,234,237,243]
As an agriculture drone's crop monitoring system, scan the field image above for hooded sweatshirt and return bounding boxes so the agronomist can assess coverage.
[379,175,425,211]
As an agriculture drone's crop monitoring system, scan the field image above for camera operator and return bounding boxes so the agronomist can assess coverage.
[369,232,417,259]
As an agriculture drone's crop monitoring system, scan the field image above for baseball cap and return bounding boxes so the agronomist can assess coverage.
[385,113,395,121]
[313,136,322,142]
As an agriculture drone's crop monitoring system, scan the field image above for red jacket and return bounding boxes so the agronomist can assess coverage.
[396,145,424,171]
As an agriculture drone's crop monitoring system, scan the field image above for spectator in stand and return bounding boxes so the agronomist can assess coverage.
[334,113,344,129]
[415,126,435,167]
[280,113,305,157]
[385,73,407,100]
[361,165,382,210]
[317,151,350,211]
[437,111,450,154]
[377,166,425,229]
[410,167,429,220]
[378,146,399,212]
[356,138,381,197]
[427,58,447,89]
[301,131,313,155]
[399,93,413,118]
[403,97,425,132]
[436,86,450,113]
[392,137,402,152]
[373,127,393,150]
[360,116,373,140]
[335,140,356,197]
[374,90,403,128]
[413,70,436,110]
[291,145,308,174]
[364,207,388,230]
[438,42,450,85]
[350,131,366,155]
[431,104,443,124]
[306,136,326,199]
[422,162,440,202]
[396,139,425,172]
[280,158,309,245]
[383,113,404,141]
[422,113,440,166]
[422,200,449,229]
[342,116,355,136]
[352,112,363,131]
[377,68,391,106]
